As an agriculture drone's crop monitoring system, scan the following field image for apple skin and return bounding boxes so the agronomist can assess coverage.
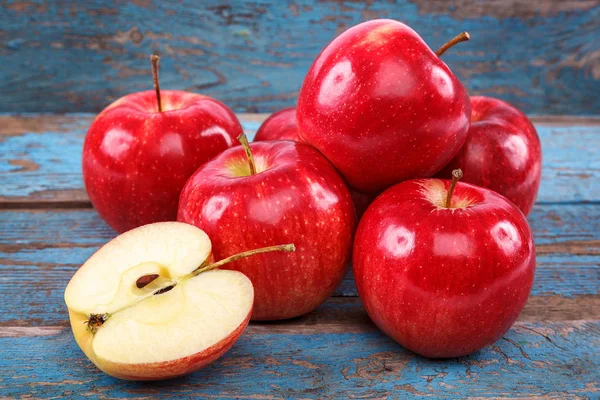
[254,107,299,141]
[68,307,251,381]
[353,179,536,358]
[83,90,243,233]
[178,140,356,320]
[297,19,471,193]
[252,107,376,219]
[437,96,542,216]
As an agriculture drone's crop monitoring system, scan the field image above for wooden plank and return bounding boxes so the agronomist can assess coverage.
[1,204,598,325]
[0,1,599,114]
[1,115,599,205]
[0,320,598,398]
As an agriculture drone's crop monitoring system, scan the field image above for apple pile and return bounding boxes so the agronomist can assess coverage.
[68,18,541,380]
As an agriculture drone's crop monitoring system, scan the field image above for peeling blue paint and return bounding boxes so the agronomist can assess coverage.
[0,1,598,114]
[0,322,598,397]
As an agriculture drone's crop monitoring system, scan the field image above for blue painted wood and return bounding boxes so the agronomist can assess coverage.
[0,321,598,397]
[1,204,598,325]
[0,1,599,114]
[1,115,599,203]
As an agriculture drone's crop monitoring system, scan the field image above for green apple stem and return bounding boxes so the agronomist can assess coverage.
[445,169,463,208]
[435,32,470,57]
[192,243,295,276]
[85,243,295,334]
[238,133,257,175]
[150,54,163,112]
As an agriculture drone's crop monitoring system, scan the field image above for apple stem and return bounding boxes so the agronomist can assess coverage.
[193,243,295,276]
[150,54,163,112]
[435,32,470,57]
[86,243,295,333]
[445,169,463,208]
[237,133,257,175]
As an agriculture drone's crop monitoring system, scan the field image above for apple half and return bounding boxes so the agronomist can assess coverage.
[64,222,293,380]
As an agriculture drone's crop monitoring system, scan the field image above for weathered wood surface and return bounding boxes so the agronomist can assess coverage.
[0,113,599,397]
[1,321,599,398]
[1,114,599,206]
[0,1,599,115]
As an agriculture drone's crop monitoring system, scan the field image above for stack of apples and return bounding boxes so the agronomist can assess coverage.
[66,19,541,380]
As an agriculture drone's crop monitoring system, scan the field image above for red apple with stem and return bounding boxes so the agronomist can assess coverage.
[253,106,377,219]
[83,55,243,233]
[437,96,542,215]
[297,19,471,193]
[353,170,536,358]
[178,135,356,320]
[254,107,299,141]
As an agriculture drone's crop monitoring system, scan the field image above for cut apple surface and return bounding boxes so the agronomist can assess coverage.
[64,222,263,380]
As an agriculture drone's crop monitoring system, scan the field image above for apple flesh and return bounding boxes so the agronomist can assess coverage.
[297,19,471,193]
[437,96,542,215]
[254,107,299,141]
[178,138,355,320]
[64,222,260,380]
[353,175,536,358]
[83,87,243,233]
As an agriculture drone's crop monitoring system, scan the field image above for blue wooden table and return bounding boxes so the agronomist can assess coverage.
[1,114,599,398]
[2,0,600,397]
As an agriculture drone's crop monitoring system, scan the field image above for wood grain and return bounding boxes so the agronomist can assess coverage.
[1,115,599,206]
[0,320,598,398]
[0,1,598,114]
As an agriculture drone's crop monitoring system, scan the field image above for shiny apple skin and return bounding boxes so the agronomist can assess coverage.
[254,107,299,141]
[178,141,356,320]
[297,19,471,193]
[83,90,243,233]
[252,107,375,219]
[437,96,542,216]
[353,179,536,358]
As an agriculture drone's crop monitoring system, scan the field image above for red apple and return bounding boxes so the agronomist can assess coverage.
[297,19,471,193]
[83,55,242,233]
[254,107,299,141]
[178,137,356,320]
[252,107,376,219]
[437,96,542,215]
[353,170,536,358]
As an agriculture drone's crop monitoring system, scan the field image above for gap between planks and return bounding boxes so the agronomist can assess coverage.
[3,319,599,338]
[1,113,599,133]
[3,295,599,337]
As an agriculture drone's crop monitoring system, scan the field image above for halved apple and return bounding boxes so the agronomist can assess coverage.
[64,222,293,380]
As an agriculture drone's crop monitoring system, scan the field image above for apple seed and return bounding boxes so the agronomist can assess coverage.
[136,273,159,289]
